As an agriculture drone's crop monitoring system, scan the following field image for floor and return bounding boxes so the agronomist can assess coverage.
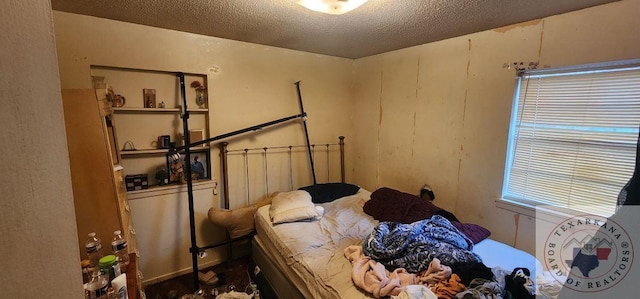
[144,256,276,299]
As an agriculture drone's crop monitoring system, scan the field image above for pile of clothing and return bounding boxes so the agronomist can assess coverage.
[345,243,536,299]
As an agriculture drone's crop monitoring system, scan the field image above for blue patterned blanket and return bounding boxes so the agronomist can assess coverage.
[362,215,482,273]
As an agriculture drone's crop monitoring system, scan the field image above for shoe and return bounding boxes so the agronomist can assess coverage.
[420,184,435,201]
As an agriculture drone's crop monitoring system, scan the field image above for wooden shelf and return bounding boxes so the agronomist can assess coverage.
[113,107,208,113]
[121,149,169,155]
[120,146,209,157]
[127,180,216,199]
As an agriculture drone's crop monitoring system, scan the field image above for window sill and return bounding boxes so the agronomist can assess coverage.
[495,198,537,217]
[495,198,588,223]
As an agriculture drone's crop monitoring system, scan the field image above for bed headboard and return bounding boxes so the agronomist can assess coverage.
[219,136,345,209]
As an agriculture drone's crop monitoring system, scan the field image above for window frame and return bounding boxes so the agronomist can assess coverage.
[501,59,640,217]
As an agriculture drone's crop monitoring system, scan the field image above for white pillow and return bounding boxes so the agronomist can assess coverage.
[269,190,319,224]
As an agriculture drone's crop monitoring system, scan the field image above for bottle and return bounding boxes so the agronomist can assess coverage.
[111,273,128,299]
[111,230,130,272]
[85,268,109,298]
[86,232,104,268]
[81,259,91,284]
[99,254,121,286]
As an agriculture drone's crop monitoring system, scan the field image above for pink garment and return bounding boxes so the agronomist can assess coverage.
[344,245,416,298]
[416,258,452,286]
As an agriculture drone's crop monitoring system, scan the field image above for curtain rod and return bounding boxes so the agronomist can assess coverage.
[519,58,640,77]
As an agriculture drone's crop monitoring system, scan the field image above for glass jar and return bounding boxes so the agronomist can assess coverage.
[98,254,121,285]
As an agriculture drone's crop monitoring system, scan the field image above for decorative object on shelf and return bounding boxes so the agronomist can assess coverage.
[157,135,171,149]
[158,101,165,108]
[143,88,156,108]
[169,156,186,184]
[112,94,126,107]
[190,80,207,108]
[155,166,168,186]
[105,85,115,103]
[191,154,206,180]
[91,76,106,89]
[166,150,210,184]
[125,174,148,191]
[122,140,136,151]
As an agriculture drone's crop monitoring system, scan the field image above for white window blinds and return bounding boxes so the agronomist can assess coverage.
[503,62,640,217]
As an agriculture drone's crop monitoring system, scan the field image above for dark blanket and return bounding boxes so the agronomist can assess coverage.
[362,215,482,273]
[363,187,443,223]
[363,187,491,243]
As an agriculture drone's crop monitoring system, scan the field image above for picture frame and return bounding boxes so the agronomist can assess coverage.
[189,129,205,147]
[143,88,156,108]
[166,149,210,184]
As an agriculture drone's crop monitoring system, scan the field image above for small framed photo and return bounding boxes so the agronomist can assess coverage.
[166,149,210,184]
[189,152,209,180]
[143,88,156,108]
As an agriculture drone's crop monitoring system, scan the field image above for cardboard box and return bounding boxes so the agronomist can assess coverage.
[179,129,206,147]
[190,129,205,147]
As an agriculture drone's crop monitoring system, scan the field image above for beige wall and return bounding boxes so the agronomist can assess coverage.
[351,0,640,251]
[53,11,355,283]
[4,0,635,295]
[1,0,83,298]
[50,0,640,285]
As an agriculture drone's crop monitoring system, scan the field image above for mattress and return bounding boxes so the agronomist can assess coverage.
[254,189,376,298]
[253,189,543,299]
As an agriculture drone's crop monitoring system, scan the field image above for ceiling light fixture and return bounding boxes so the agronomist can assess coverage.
[297,0,369,15]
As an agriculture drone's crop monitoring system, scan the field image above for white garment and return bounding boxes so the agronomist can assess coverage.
[214,291,253,299]
[391,285,437,299]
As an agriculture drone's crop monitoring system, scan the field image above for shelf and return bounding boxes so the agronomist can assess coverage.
[113,107,208,113]
[91,66,211,197]
[121,149,169,156]
[127,179,216,200]
[120,146,209,157]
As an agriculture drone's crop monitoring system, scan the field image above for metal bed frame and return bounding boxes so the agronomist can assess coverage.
[170,73,321,291]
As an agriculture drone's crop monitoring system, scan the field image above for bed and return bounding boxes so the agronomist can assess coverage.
[216,137,552,298]
[251,188,547,299]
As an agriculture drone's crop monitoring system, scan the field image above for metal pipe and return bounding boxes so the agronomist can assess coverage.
[172,80,313,292]
[295,81,317,185]
[176,72,200,292]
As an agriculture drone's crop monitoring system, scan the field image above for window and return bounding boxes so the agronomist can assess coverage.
[503,60,640,217]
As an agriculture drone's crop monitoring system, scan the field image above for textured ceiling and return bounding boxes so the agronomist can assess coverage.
[51,0,619,59]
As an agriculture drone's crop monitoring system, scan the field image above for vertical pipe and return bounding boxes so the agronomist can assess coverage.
[177,73,199,292]
[295,81,317,185]
[263,147,269,198]
[339,136,345,183]
[326,144,330,182]
[289,146,293,190]
[219,143,232,266]
[219,142,229,209]
[244,149,250,204]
